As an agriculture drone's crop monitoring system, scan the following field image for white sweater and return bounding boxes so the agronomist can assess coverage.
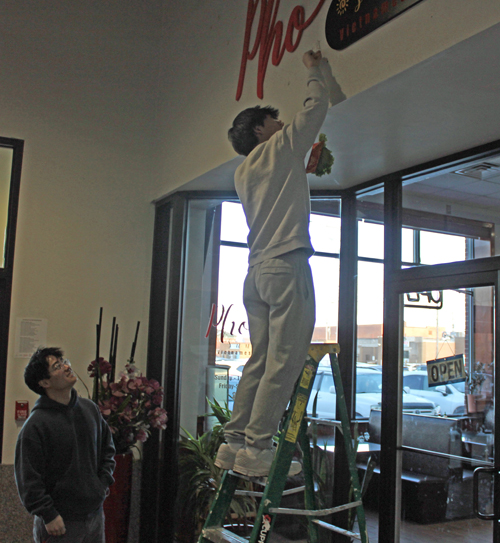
[235,61,338,266]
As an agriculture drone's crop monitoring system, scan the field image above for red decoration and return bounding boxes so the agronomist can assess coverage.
[236,0,326,100]
[104,453,133,543]
[306,141,325,173]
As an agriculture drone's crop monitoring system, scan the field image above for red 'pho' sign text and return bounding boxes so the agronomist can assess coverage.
[236,0,326,100]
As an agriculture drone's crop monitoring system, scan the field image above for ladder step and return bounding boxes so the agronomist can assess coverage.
[201,527,248,543]
[268,500,362,516]
[305,416,342,428]
[227,471,268,486]
[235,485,305,498]
[312,519,363,541]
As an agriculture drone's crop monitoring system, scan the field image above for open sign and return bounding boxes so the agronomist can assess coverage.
[426,355,466,387]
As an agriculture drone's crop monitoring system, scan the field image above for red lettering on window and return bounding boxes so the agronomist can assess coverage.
[219,304,234,343]
[205,303,217,338]
[236,0,326,101]
[381,2,389,14]
[206,303,248,344]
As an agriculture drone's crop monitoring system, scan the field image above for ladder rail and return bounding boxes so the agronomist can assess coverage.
[202,527,247,543]
[269,500,362,516]
[313,518,363,541]
[329,352,369,543]
[234,485,305,497]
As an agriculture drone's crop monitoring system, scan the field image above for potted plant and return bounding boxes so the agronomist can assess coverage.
[86,309,168,543]
[176,399,256,542]
[466,361,491,413]
[87,359,168,454]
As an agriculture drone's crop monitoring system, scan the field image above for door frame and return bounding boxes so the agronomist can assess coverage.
[0,137,24,463]
[381,254,500,541]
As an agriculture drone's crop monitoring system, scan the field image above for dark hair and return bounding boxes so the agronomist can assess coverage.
[24,347,64,395]
[228,105,279,156]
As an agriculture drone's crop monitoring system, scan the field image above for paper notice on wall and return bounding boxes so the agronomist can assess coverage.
[14,318,48,358]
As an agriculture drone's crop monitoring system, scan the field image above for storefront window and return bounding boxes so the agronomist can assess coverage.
[357,190,384,371]
[215,201,342,411]
[358,220,384,260]
[419,230,466,265]
[179,200,223,437]
[354,189,385,537]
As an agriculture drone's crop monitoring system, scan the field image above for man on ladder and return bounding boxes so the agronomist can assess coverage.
[215,49,345,478]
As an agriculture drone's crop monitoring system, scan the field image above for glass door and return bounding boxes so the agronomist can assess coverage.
[399,284,496,541]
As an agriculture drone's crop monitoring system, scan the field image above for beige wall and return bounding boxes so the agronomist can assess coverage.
[2,0,500,463]
[1,1,163,463]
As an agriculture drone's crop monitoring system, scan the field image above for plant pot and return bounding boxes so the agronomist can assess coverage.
[104,452,133,543]
[466,394,477,413]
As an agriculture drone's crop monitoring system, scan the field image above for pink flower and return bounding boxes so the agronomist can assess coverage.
[152,392,163,406]
[89,358,168,453]
[88,358,112,378]
[149,407,168,430]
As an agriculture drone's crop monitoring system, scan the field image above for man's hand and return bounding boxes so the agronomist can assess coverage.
[303,50,322,68]
[45,515,66,536]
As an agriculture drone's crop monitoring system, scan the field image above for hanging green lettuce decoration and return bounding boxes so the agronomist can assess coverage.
[306,133,334,177]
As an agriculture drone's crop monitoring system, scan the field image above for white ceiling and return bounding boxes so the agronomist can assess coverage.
[181,23,500,204]
[407,163,500,209]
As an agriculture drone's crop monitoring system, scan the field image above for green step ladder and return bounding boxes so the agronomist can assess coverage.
[199,343,369,543]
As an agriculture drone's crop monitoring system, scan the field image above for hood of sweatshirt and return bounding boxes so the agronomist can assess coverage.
[32,388,79,412]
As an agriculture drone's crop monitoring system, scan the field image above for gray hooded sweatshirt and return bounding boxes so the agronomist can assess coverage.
[15,389,115,524]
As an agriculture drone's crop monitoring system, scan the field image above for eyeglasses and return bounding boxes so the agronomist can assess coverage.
[49,358,71,373]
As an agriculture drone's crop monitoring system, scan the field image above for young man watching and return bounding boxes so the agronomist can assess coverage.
[15,347,116,542]
[215,50,344,477]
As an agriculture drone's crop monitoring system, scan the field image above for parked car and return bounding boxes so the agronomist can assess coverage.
[356,362,383,371]
[307,368,438,419]
[403,370,466,416]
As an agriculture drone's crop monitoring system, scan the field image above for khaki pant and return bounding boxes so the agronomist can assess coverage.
[225,250,315,449]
